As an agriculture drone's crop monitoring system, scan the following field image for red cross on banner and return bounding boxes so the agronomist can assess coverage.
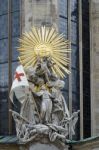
[14,72,24,81]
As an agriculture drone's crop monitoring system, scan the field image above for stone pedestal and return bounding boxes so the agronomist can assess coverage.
[19,138,68,150]
[29,142,68,150]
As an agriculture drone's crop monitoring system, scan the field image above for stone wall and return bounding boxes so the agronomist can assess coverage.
[21,0,58,32]
[90,0,99,136]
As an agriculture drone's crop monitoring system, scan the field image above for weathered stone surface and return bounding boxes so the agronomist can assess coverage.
[29,142,68,150]
[21,0,58,32]
[19,137,68,150]
[90,0,99,136]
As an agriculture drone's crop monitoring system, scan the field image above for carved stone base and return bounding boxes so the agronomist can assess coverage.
[19,137,68,150]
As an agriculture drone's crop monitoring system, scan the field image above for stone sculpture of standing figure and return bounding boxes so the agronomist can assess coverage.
[34,85,52,124]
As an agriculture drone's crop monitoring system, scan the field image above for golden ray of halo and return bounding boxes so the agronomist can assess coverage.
[18,26,71,78]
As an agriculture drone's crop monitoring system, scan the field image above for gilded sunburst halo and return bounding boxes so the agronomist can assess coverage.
[18,26,71,78]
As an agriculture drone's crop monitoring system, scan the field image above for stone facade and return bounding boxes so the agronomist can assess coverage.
[90,0,99,136]
[21,0,59,32]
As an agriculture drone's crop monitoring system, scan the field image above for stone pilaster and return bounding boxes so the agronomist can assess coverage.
[90,0,99,136]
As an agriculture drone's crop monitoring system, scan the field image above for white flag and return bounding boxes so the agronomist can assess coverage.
[10,65,29,104]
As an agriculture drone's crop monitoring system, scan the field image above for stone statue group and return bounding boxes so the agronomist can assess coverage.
[10,57,79,143]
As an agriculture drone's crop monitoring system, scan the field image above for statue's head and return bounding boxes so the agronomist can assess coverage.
[55,79,65,89]
[26,66,36,77]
